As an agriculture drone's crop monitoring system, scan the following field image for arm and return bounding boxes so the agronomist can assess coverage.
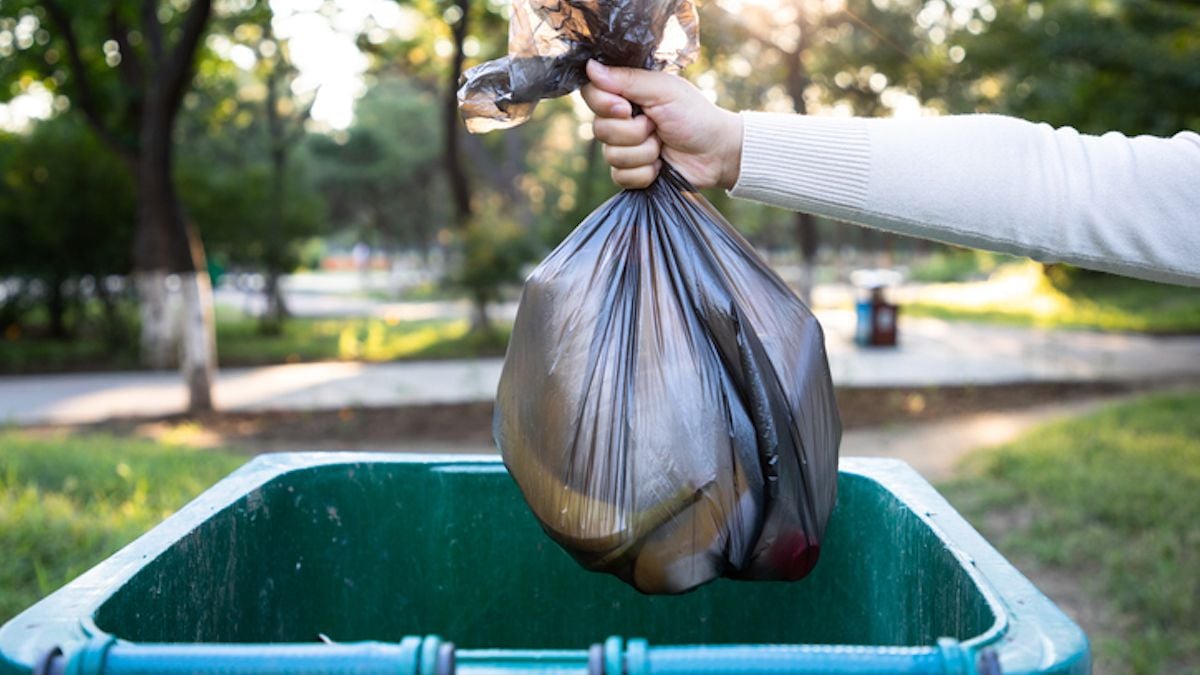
[582,61,1200,287]
[732,113,1200,287]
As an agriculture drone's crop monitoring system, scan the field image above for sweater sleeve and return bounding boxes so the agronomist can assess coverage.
[728,111,1200,287]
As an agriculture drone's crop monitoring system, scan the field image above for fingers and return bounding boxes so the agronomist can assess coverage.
[581,83,632,119]
[593,115,655,145]
[603,136,661,169]
[586,60,682,108]
[583,60,668,189]
[611,160,662,190]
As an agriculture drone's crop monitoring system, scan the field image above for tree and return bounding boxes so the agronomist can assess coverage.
[306,77,444,271]
[953,0,1200,135]
[0,116,135,342]
[451,206,536,334]
[695,0,928,294]
[1,0,219,411]
[363,0,528,328]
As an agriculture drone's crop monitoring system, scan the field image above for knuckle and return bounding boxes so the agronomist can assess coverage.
[594,119,616,142]
[602,143,621,164]
[608,148,639,169]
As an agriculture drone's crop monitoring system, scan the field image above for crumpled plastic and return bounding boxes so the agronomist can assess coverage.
[461,0,841,595]
[458,0,699,133]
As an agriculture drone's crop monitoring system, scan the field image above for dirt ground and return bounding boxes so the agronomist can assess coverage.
[34,380,1139,453]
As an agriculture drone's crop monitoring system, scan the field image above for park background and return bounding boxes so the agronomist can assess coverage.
[1,0,1197,673]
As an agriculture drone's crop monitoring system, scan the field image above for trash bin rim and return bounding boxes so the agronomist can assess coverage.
[0,454,1087,675]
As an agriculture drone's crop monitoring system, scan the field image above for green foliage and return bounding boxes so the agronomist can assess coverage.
[959,0,1200,135]
[176,7,329,277]
[0,116,135,339]
[1,310,512,373]
[908,248,1011,283]
[306,78,444,252]
[942,390,1200,673]
[215,314,510,365]
[0,298,140,373]
[905,263,1200,333]
[178,159,324,272]
[450,205,537,318]
[0,431,244,623]
[0,116,134,278]
[1,1,136,143]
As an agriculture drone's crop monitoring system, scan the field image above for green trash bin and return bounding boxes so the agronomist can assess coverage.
[0,455,1088,675]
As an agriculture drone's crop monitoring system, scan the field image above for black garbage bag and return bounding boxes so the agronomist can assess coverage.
[460,0,841,595]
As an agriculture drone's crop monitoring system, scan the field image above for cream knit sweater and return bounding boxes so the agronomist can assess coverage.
[729,112,1200,287]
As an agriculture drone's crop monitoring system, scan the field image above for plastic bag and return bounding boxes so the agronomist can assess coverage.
[458,0,699,133]
[462,0,841,594]
[494,167,841,593]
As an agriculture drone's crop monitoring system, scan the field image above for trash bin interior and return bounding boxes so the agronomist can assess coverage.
[92,461,997,650]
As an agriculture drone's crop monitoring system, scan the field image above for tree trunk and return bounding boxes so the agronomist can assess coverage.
[135,270,177,368]
[794,211,819,306]
[179,268,215,412]
[46,274,68,339]
[134,107,216,412]
[784,46,820,305]
[443,0,472,230]
[95,275,127,350]
[262,271,288,333]
[261,63,289,334]
[470,291,492,335]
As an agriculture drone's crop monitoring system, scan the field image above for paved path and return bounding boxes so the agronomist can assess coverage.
[4,311,1200,425]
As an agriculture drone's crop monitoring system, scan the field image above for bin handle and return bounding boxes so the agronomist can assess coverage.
[38,635,454,675]
[590,636,1000,675]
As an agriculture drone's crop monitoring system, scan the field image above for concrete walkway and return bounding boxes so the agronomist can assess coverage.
[3,311,1200,425]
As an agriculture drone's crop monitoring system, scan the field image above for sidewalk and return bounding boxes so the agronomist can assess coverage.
[3,311,1200,425]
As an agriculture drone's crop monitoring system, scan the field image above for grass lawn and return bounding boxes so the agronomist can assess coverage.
[0,315,512,374]
[215,316,511,366]
[941,390,1200,674]
[902,260,1200,333]
[0,432,245,623]
[904,262,1200,334]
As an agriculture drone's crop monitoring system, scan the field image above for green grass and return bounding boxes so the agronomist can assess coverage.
[906,263,1200,333]
[907,248,1012,283]
[1,314,512,374]
[941,390,1200,674]
[0,432,245,623]
[0,334,139,374]
[215,316,511,365]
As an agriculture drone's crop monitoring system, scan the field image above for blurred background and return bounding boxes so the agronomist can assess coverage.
[0,0,1197,672]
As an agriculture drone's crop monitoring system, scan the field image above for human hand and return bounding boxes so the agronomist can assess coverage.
[581,60,743,190]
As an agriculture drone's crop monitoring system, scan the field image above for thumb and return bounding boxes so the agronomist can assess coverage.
[586,60,681,108]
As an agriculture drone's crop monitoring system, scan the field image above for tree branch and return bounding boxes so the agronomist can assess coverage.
[284,94,317,146]
[107,8,145,101]
[160,0,214,116]
[141,0,164,65]
[40,0,129,156]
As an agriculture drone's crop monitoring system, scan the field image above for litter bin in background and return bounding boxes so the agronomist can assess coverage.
[0,454,1089,675]
[852,269,903,347]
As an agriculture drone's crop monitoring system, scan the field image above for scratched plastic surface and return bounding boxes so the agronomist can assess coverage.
[0,455,1090,674]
